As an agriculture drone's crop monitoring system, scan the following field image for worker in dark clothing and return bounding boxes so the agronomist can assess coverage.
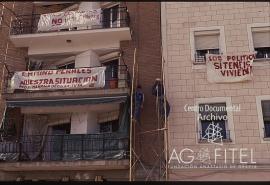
[134,85,144,124]
[152,78,164,97]
[152,78,170,121]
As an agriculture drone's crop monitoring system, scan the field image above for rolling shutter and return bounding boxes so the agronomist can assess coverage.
[195,30,220,50]
[252,27,270,48]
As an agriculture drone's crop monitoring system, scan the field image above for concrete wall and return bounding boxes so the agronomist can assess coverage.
[0,169,129,181]
[70,112,98,134]
[75,50,100,68]
[78,2,100,11]
[162,1,270,180]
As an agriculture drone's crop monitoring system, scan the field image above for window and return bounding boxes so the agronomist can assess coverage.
[194,30,220,64]
[103,5,120,28]
[50,123,71,135]
[57,62,75,69]
[102,59,119,88]
[100,120,119,133]
[252,27,270,59]
[28,61,43,70]
[198,103,230,141]
[261,100,270,138]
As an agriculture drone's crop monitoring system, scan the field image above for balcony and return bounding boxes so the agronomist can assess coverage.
[0,133,129,171]
[9,7,131,55]
[2,65,130,102]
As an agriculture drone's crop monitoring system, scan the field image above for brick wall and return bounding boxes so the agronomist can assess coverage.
[0,2,33,125]
[121,2,163,165]
[163,2,270,180]
[0,2,163,180]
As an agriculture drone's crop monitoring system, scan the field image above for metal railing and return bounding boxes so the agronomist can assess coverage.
[10,7,130,35]
[0,133,129,162]
[198,130,231,141]
[194,49,220,64]
[194,54,206,64]
[2,65,131,94]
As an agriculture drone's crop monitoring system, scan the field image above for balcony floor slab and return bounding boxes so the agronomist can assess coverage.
[0,159,129,172]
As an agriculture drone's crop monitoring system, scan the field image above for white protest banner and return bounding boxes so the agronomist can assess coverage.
[11,67,106,91]
[37,9,101,31]
[206,53,255,83]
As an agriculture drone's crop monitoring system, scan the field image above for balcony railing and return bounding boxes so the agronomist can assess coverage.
[0,133,129,162]
[2,65,130,94]
[10,7,130,35]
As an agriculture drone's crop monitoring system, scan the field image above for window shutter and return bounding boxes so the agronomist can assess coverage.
[194,30,220,50]
[262,101,270,121]
[252,27,270,48]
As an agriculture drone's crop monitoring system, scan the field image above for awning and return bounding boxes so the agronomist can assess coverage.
[6,95,128,108]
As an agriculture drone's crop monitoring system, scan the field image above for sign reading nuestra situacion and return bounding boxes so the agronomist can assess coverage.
[37,9,101,31]
[206,53,255,83]
[11,67,106,91]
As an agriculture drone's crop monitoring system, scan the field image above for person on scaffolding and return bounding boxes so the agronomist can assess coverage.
[152,78,170,121]
[134,84,144,124]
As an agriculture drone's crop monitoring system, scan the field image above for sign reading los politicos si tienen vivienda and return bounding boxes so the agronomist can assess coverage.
[206,53,255,83]
[11,67,106,91]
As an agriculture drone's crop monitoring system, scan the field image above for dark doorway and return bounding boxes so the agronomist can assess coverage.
[49,123,71,161]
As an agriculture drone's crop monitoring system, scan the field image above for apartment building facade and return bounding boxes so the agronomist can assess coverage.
[162,2,270,181]
[0,2,162,181]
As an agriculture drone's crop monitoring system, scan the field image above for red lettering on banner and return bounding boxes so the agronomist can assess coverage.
[49,79,54,84]
[43,79,49,84]
[92,75,97,82]
[72,78,78,83]
[52,18,62,26]
[12,67,105,90]
[206,53,255,83]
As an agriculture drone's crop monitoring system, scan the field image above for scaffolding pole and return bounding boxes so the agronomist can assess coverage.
[129,54,168,181]
[162,56,169,181]
[129,47,137,181]
[0,2,15,141]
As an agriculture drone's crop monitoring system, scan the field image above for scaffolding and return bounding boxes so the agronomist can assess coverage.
[0,2,16,131]
[0,2,169,181]
[129,47,169,181]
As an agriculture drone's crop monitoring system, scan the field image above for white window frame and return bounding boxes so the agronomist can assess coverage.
[247,23,270,65]
[194,97,235,144]
[256,95,270,143]
[190,26,226,69]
